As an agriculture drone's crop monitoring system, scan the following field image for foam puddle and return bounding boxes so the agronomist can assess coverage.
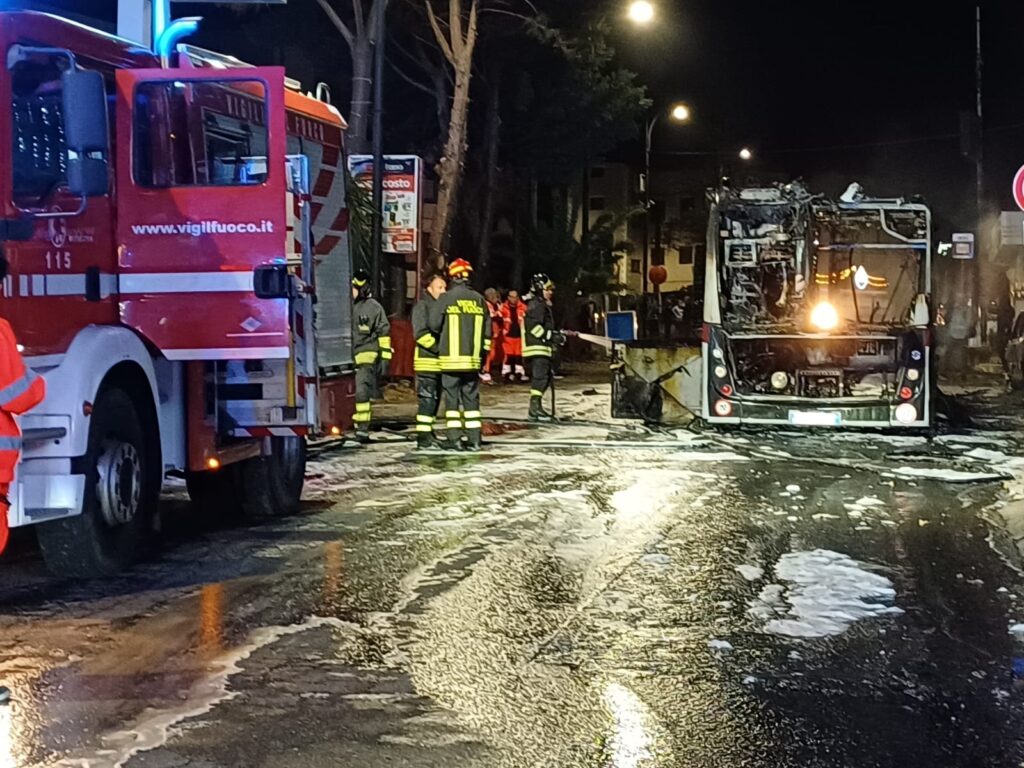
[52,616,352,768]
[748,550,903,638]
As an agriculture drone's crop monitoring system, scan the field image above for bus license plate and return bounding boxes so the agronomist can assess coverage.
[788,410,842,427]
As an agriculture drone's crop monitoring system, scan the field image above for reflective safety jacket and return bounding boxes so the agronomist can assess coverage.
[501,300,526,339]
[353,296,391,367]
[0,319,45,484]
[523,296,555,358]
[411,293,442,374]
[438,280,492,372]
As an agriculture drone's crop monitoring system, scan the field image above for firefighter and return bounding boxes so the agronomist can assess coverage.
[500,289,527,382]
[351,269,391,443]
[412,273,447,450]
[523,273,565,422]
[438,259,491,451]
[0,255,45,554]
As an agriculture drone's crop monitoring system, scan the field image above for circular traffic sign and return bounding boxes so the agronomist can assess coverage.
[1014,164,1024,212]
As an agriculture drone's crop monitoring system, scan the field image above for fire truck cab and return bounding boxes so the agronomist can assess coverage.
[0,11,356,575]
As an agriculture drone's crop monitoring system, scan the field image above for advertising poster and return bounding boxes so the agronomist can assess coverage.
[348,155,422,255]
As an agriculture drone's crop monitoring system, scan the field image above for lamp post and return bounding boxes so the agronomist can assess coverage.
[627,0,656,24]
[642,102,690,296]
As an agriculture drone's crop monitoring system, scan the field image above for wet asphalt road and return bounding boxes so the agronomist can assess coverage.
[2,384,1024,767]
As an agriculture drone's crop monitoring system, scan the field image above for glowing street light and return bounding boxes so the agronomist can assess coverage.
[628,0,655,24]
[739,147,754,161]
[671,103,692,123]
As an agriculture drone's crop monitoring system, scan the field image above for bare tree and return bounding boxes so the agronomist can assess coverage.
[313,0,388,154]
[424,0,479,269]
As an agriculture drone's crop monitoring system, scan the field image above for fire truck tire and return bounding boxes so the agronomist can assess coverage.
[185,466,244,520]
[239,437,306,517]
[37,387,157,577]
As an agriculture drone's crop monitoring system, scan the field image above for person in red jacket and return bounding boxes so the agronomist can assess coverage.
[481,288,503,385]
[0,273,45,554]
[500,290,528,382]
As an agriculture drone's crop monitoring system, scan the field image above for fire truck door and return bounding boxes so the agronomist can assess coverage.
[115,67,289,360]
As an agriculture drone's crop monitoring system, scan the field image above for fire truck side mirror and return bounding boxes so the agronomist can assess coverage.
[253,263,294,300]
[61,69,109,197]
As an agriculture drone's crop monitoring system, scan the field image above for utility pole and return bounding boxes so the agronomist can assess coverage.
[974,3,984,340]
[370,0,389,299]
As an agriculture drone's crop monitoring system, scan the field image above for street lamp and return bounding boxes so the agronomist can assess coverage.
[642,102,691,297]
[628,0,655,24]
[739,147,753,161]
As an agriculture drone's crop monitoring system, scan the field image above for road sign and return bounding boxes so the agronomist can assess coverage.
[952,232,975,260]
[1014,165,1024,212]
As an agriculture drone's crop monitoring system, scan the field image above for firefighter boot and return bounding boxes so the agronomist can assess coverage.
[529,396,553,423]
[416,432,443,452]
[465,429,482,452]
[355,429,371,445]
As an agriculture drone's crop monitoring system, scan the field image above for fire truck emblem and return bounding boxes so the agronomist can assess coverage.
[240,317,262,333]
[48,217,67,248]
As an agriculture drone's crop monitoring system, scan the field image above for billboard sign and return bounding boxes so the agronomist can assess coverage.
[348,155,422,255]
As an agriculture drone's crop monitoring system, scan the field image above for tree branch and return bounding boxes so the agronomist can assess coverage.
[352,0,365,37]
[386,55,438,96]
[425,1,456,64]
[449,0,464,58]
[315,0,354,47]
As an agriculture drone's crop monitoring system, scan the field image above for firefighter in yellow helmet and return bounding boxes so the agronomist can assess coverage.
[437,259,491,451]
[351,269,391,443]
[523,273,564,422]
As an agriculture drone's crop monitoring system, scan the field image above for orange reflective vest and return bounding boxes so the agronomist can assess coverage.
[0,319,45,484]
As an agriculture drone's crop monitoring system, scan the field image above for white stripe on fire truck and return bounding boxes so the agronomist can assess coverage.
[119,272,254,294]
[164,346,290,361]
[17,273,117,298]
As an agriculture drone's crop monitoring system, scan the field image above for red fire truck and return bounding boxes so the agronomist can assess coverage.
[0,11,356,575]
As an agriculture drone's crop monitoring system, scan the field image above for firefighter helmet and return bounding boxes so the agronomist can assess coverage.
[531,273,554,294]
[448,259,473,279]
[352,269,372,298]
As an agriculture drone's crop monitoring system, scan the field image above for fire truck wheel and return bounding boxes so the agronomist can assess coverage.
[185,466,245,520]
[37,387,157,577]
[240,437,306,517]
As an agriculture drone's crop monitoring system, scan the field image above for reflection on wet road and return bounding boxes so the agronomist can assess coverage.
[1,407,1024,766]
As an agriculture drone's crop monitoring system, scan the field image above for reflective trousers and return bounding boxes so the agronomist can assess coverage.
[442,372,481,445]
[416,373,441,435]
[529,356,552,400]
[354,364,376,434]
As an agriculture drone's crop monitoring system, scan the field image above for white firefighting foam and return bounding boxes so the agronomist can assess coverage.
[748,549,903,638]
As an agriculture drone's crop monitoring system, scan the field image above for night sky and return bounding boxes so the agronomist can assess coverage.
[13,0,1024,231]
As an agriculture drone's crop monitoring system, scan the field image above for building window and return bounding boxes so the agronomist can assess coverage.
[589,196,607,211]
[679,246,693,265]
[630,259,641,274]
[590,166,606,179]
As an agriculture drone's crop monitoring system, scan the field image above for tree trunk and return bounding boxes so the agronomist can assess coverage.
[477,68,502,280]
[348,36,373,154]
[425,0,479,271]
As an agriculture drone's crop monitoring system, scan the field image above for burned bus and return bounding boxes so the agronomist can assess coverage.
[702,183,933,429]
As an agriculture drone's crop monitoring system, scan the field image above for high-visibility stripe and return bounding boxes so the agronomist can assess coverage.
[464,410,481,419]
[446,420,463,429]
[0,371,39,410]
[352,412,371,424]
[523,346,551,358]
[355,402,371,412]
[440,358,478,370]
[379,336,392,350]
[120,272,254,294]
[530,389,545,397]
[449,313,461,360]
[355,350,378,365]
[416,334,437,349]
[381,349,393,360]
[414,360,442,372]
[473,315,483,358]
[445,411,460,419]
[0,437,22,451]
[415,424,434,433]
[530,325,546,339]
[416,415,435,424]
[464,421,482,430]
